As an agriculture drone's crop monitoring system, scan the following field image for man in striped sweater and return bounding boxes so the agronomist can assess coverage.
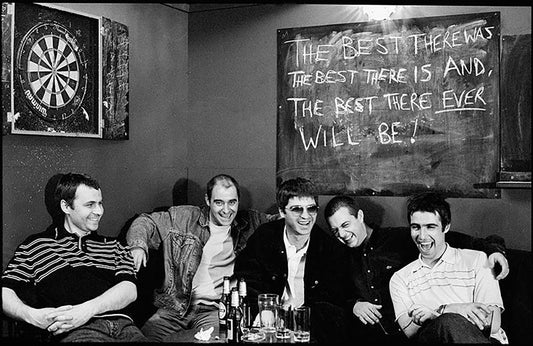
[390,192,507,343]
[2,173,147,342]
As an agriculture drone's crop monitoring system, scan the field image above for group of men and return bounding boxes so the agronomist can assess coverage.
[2,172,509,343]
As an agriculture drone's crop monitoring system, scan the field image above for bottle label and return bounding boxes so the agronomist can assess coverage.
[219,303,227,320]
[227,319,234,340]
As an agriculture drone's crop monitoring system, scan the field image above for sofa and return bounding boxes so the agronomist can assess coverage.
[2,247,531,343]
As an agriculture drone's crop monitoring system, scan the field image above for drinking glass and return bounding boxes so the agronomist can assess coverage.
[293,306,310,342]
[276,305,292,339]
[258,293,279,333]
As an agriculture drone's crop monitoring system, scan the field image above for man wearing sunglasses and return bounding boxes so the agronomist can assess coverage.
[234,177,350,343]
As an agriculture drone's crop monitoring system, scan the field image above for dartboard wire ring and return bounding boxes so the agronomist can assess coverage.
[16,21,88,122]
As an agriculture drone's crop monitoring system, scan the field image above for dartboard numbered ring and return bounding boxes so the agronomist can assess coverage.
[16,21,88,122]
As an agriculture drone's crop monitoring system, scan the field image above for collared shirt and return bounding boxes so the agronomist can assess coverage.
[345,227,506,336]
[346,227,416,334]
[390,244,505,321]
[2,224,137,315]
[281,227,309,308]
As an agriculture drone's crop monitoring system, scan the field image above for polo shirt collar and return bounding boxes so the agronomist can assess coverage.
[53,223,98,240]
[413,242,454,271]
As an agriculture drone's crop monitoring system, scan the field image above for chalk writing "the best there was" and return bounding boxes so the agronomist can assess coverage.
[282,21,496,150]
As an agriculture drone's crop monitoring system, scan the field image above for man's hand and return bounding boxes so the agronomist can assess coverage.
[444,302,492,330]
[352,301,383,325]
[488,252,509,280]
[49,302,97,335]
[26,305,73,331]
[131,247,147,272]
[408,304,440,325]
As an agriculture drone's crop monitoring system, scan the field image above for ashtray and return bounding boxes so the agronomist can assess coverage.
[241,328,266,342]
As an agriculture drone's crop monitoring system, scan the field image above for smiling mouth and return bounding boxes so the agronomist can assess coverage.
[418,241,433,251]
[219,214,233,221]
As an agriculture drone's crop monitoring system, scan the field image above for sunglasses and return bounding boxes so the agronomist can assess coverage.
[286,205,319,215]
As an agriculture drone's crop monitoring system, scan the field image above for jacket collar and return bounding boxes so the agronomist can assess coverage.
[199,205,250,233]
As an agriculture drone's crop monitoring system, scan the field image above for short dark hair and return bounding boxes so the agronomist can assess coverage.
[55,173,101,210]
[324,195,361,220]
[407,191,451,228]
[206,174,240,200]
[276,177,318,211]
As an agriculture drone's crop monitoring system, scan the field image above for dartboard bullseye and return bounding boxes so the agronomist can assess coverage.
[16,21,88,122]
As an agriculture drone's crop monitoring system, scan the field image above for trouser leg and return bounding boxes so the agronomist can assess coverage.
[141,308,187,342]
[417,313,492,343]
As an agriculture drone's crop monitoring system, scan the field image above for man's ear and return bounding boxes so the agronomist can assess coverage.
[279,208,286,218]
[357,209,364,223]
[205,194,210,207]
[60,199,70,214]
[443,224,451,233]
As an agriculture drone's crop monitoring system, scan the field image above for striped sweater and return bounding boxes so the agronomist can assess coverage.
[2,224,137,314]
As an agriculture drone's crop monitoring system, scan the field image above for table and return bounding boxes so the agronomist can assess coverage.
[164,328,309,343]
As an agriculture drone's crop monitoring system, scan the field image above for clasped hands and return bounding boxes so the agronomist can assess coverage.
[31,302,95,335]
[408,302,493,331]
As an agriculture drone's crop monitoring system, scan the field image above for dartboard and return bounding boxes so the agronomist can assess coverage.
[16,21,88,122]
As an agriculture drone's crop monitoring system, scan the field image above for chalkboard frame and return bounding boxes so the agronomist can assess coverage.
[500,34,531,182]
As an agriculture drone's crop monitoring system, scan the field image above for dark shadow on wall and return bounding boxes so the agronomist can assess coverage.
[354,196,385,230]
[44,173,65,224]
[172,178,189,206]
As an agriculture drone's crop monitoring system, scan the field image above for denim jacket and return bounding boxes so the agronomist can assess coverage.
[126,205,276,317]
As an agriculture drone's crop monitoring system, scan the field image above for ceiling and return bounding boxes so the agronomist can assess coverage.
[163,3,259,13]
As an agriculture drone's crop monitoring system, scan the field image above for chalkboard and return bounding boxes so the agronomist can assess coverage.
[277,12,500,198]
[500,34,531,180]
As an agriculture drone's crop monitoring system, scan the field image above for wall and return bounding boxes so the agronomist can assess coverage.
[2,3,189,268]
[188,5,531,251]
[2,4,531,271]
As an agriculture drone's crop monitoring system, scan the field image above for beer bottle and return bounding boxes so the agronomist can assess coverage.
[238,278,252,330]
[218,276,231,339]
[227,288,242,343]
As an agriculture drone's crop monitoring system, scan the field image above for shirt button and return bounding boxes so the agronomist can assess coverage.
[374,299,378,302]
[370,247,373,251]
[363,253,367,257]
[370,286,374,289]
[314,280,319,285]
[367,270,371,273]
[271,275,276,281]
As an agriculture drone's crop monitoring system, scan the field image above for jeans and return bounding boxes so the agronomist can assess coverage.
[141,304,219,342]
[416,313,495,343]
[56,316,147,342]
